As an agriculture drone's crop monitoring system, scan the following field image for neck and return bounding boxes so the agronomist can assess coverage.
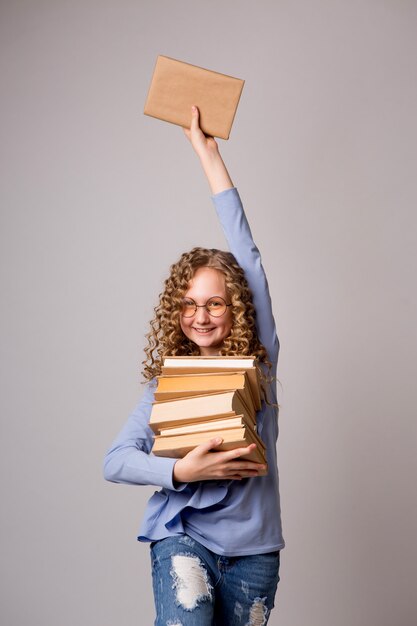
[199,348,220,357]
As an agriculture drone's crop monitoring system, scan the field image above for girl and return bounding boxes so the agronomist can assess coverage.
[103,105,285,625]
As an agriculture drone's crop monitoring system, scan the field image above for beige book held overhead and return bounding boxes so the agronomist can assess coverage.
[143,55,245,140]
[161,356,261,410]
[152,426,267,472]
[149,389,254,433]
[154,371,255,415]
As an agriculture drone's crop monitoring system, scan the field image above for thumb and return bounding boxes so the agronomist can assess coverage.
[194,436,223,455]
[190,105,200,131]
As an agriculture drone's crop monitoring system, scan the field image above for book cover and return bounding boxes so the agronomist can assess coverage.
[154,371,256,415]
[149,389,254,432]
[143,55,244,140]
[159,414,254,437]
[161,356,261,410]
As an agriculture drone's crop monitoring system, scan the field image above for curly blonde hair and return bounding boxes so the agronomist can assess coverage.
[141,247,277,406]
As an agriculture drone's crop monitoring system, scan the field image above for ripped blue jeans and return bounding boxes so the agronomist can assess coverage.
[150,535,281,626]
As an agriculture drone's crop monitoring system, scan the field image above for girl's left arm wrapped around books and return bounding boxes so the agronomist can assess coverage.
[103,382,188,492]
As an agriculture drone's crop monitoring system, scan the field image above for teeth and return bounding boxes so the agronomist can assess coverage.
[194,329,213,333]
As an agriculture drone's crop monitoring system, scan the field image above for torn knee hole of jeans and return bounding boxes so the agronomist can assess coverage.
[246,596,268,626]
[170,553,213,611]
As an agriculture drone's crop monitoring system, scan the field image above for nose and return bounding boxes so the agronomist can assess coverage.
[194,305,211,325]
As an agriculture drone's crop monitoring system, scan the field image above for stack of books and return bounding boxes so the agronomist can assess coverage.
[150,356,267,473]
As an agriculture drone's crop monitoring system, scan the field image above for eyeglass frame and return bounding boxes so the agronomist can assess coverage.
[180,295,233,318]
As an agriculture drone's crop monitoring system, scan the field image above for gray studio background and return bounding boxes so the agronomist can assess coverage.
[1,1,416,625]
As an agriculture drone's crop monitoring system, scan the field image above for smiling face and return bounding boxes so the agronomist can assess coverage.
[179,267,233,356]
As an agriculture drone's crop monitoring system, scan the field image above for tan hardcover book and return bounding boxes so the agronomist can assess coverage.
[161,356,261,411]
[143,55,244,140]
[149,389,254,433]
[163,356,256,367]
[152,426,267,471]
[158,414,265,453]
[154,371,255,415]
[159,414,254,437]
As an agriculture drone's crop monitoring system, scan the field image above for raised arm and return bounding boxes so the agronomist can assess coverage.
[183,106,279,365]
[105,112,273,488]
[183,105,233,195]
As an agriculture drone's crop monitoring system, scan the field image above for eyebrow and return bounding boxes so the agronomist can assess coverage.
[182,295,225,301]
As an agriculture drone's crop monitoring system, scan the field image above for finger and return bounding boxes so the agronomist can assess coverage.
[228,470,266,479]
[193,437,223,455]
[182,126,191,140]
[229,472,259,480]
[230,469,264,480]
[222,443,257,461]
[228,462,266,472]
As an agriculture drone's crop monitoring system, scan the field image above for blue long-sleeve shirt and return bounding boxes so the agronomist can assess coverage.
[103,187,285,556]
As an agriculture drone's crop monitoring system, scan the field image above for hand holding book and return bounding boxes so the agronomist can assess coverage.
[183,105,235,195]
[172,438,266,483]
[182,105,219,158]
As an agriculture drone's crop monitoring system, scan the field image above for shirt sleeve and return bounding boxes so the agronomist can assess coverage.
[211,187,279,365]
[103,381,188,491]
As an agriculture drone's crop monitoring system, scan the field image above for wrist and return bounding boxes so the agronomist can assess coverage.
[198,145,221,165]
[173,459,190,484]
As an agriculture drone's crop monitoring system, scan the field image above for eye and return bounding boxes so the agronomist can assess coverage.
[207,297,224,308]
[180,298,197,317]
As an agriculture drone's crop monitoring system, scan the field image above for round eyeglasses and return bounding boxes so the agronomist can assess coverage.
[180,296,232,318]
